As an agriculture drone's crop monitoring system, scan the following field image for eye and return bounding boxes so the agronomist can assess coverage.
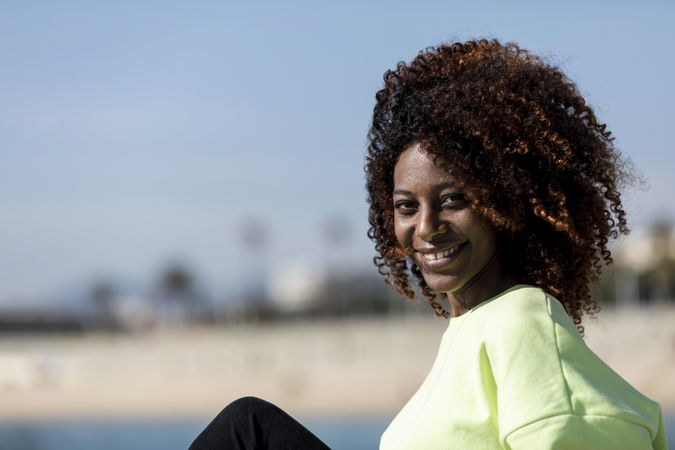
[394,199,417,216]
[441,193,467,207]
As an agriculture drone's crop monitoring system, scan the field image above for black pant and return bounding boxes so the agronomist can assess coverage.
[189,397,331,450]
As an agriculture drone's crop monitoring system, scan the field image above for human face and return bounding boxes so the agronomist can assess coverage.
[393,144,508,308]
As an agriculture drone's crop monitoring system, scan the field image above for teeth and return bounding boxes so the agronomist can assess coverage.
[421,243,463,261]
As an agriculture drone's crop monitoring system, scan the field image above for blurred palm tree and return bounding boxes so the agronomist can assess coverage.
[156,261,203,326]
[160,263,195,298]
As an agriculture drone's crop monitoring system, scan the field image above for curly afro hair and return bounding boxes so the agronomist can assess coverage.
[365,39,633,332]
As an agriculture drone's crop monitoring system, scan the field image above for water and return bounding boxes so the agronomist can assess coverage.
[0,416,389,450]
[0,415,671,450]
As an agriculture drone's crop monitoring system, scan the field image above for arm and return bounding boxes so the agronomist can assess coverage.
[504,413,665,450]
[481,290,664,450]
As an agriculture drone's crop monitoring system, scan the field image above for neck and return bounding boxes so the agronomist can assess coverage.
[446,249,519,318]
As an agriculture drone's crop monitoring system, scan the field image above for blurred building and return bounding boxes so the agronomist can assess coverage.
[264,258,423,318]
[609,221,675,305]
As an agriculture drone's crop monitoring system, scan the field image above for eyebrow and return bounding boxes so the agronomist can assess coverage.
[392,181,458,196]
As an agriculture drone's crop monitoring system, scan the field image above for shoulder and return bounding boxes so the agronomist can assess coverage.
[469,285,664,447]
[467,286,577,434]
[471,285,572,381]
[471,284,579,346]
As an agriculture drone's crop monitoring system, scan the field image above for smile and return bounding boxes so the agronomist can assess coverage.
[416,242,468,269]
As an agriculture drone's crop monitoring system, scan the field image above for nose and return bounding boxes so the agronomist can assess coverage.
[416,206,446,241]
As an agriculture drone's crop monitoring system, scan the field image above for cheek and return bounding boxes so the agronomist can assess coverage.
[393,218,411,249]
[471,219,498,256]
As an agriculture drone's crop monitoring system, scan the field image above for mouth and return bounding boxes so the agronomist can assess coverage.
[415,242,468,270]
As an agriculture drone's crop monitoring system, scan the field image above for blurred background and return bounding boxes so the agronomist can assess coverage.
[1,1,674,449]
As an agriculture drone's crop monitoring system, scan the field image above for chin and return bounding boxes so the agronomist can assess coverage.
[420,272,462,295]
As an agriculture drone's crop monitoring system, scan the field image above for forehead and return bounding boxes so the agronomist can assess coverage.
[393,144,458,188]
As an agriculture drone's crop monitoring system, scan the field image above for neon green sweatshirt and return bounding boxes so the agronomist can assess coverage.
[380,284,667,450]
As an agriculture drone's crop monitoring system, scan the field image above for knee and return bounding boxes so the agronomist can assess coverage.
[228,396,267,409]
[223,396,275,416]
[190,397,271,449]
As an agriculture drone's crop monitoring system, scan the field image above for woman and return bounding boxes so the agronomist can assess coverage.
[190,39,667,450]
[367,39,666,450]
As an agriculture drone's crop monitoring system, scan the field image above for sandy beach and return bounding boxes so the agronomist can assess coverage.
[1,306,674,421]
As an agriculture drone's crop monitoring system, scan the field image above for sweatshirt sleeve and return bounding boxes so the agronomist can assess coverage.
[504,413,667,450]
[482,290,666,450]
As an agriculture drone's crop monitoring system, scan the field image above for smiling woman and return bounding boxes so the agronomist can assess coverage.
[365,39,667,450]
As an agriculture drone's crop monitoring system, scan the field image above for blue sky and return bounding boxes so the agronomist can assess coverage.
[1,1,673,305]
